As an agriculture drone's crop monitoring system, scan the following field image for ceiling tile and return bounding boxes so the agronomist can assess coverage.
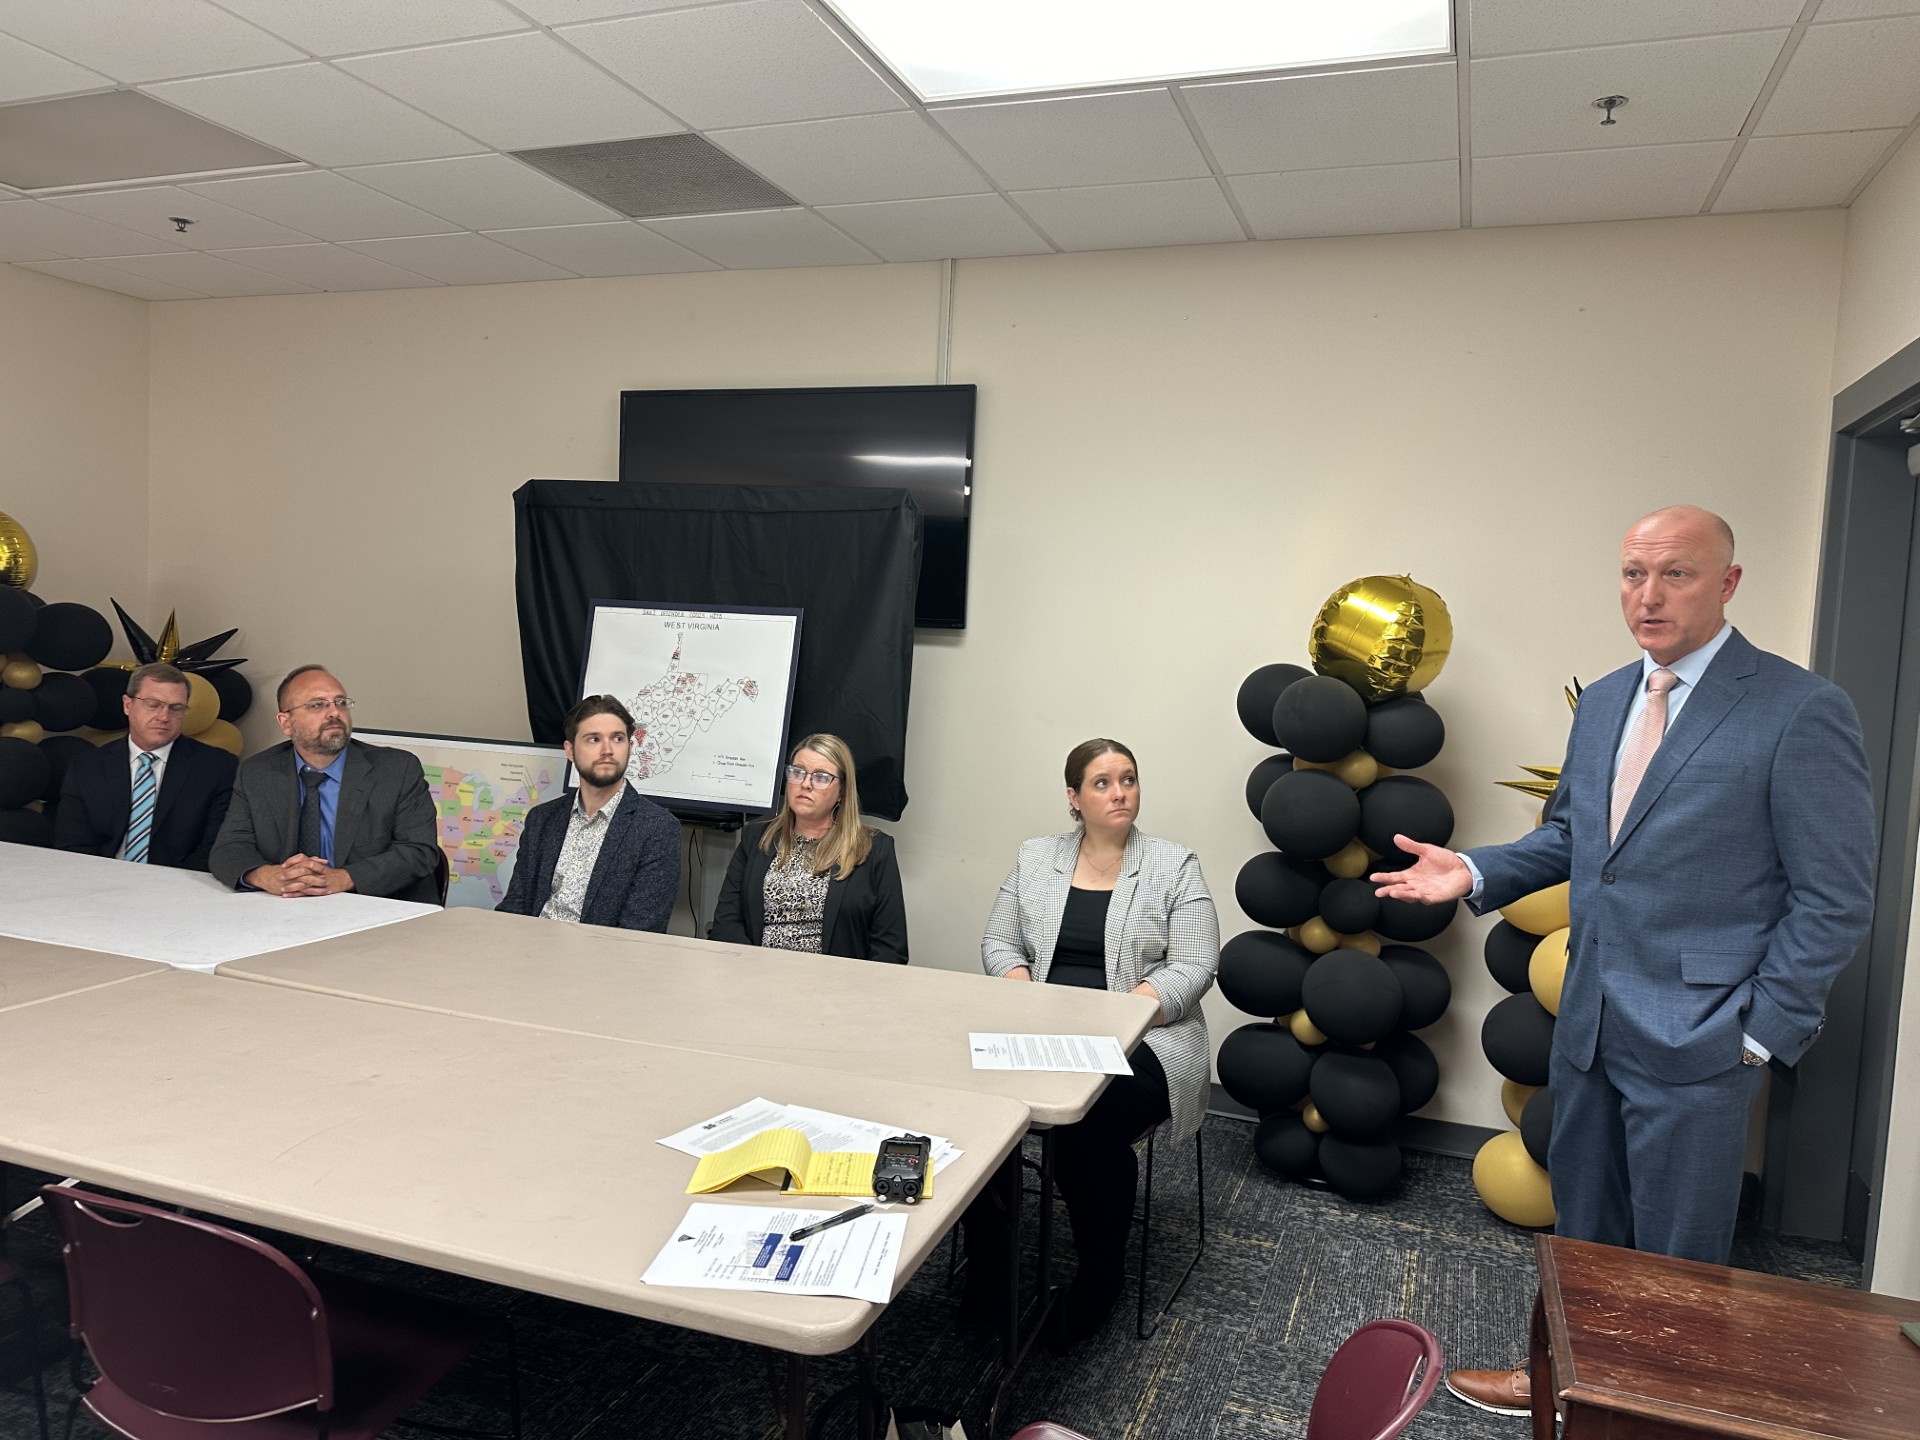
[1713,128,1904,209]
[642,207,880,267]
[184,170,461,240]
[0,0,302,83]
[816,194,1052,261]
[18,257,205,298]
[1473,141,1732,226]
[144,63,486,168]
[710,112,988,205]
[481,220,721,274]
[559,0,907,130]
[931,90,1211,190]
[344,232,579,284]
[206,242,443,289]
[213,0,532,56]
[1472,0,1806,56]
[1813,0,1920,18]
[87,249,318,296]
[1008,178,1244,252]
[1756,15,1920,133]
[0,198,186,259]
[1181,63,1457,175]
[338,32,680,151]
[516,0,720,19]
[340,154,620,229]
[1471,32,1787,156]
[0,30,111,104]
[1229,161,1460,240]
[45,185,315,249]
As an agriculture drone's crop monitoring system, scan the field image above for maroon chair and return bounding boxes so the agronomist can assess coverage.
[1307,1318,1444,1440]
[1012,1426,1096,1440]
[0,1255,51,1440]
[42,1185,518,1440]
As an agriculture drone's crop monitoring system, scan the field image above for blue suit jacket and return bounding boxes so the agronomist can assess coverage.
[495,785,680,932]
[1464,629,1875,1084]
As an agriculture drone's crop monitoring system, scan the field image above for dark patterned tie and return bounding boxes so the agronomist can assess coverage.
[124,752,156,864]
[297,768,326,859]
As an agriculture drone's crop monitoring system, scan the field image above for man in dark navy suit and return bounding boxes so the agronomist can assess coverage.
[55,662,237,872]
[1377,506,1876,1415]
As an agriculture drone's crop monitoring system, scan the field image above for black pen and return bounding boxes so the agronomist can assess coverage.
[787,1203,876,1241]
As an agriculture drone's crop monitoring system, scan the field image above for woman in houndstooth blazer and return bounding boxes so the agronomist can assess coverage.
[966,738,1219,1350]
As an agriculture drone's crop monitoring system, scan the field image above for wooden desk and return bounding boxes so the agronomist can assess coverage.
[0,843,434,971]
[1530,1234,1920,1440]
[217,906,1158,1125]
[0,972,1027,1371]
[0,935,164,1011]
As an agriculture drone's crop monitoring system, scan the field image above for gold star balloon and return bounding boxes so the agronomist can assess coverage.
[0,509,37,590]
[1308,574,1452,701]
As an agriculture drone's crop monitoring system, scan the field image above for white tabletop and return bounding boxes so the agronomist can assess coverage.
[0,934,166,1011]
[0,970,1029,1356]
[219,907,1159,1125]
[0,843,435,972]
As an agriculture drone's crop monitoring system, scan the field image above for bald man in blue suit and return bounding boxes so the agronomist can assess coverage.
[1377,505,1876,1415]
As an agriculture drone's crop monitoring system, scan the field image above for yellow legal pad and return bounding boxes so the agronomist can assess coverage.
[685,1127,932,1198]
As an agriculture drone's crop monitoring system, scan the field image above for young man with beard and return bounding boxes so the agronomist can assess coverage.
[210,664,440,904]
[495,694,680,932]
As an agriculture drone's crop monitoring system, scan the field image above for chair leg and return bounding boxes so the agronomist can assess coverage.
[0,1267,50,1440]
[1135,1126,1207,1340]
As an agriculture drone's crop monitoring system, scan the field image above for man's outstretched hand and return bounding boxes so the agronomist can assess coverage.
[1371,834,1472,904]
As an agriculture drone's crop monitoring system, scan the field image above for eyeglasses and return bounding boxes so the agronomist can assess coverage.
[786,765,839,788]
[284,698,354,715]
[131,698,189,717]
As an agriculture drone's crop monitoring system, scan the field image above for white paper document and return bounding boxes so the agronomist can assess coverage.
[655,1097,963,1174]
[642,1202,905,1303]
[968,1032,1133,1074]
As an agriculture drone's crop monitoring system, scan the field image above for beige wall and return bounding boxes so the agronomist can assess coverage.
[141,208,1846,1134]
[1834,125,1920,1298]
[0,263,149,621]
[1833,126,1920,392]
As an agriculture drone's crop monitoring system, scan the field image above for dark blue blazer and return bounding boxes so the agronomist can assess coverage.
[495,785,680,932]
[54,734,237,873]
[1465,629,1876,1083]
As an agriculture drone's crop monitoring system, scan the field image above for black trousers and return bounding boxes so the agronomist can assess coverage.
[964,1042,1171,1296]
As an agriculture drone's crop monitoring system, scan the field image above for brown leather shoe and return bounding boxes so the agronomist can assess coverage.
[1445,1365,1531,1417]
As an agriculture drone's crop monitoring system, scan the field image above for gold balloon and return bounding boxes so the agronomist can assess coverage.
[181,672,219,735]
[195,717,243,755]
[1329,748,1380,790]
[1501,882,1570,936]
[1473,1132,1556,1227]
[1530,928,1570,1016]
[1289,1009,1328,1046]
[1297,916,1340,953]
[1,719,45,743]
[1500,1080,1539,1128]
[1336,932,1382,956]
[1291,755,1333,772]
[2,657,42,690]
[0,510,37,590]
[1309,574,1453,700]
[1301,1102,1330,1134]
[1324,839,1371,879]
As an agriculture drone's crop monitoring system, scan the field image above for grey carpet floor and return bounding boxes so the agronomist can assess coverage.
[0,1119,1862,1440]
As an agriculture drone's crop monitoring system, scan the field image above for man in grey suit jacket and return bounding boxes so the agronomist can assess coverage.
[1377,506,1875,1414]
[210,665,439,904]
[496,694,679,931]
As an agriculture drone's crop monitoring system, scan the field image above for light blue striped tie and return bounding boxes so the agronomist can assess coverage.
[125,751,157,865]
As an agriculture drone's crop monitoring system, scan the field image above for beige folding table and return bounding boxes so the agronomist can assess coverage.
[0,969,1029,1439]
[0,935,166,1012]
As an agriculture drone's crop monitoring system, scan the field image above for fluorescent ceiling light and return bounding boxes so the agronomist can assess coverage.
[856,454,971,467]
[821,0,1451,101]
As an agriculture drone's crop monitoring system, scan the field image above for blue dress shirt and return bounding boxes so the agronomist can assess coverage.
[295,749,347,864]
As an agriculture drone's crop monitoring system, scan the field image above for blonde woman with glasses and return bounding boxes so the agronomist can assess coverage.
[708,732,907,963]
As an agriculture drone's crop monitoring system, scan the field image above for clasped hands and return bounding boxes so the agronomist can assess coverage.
[1370,833,1472,904]
[246,854,355,897]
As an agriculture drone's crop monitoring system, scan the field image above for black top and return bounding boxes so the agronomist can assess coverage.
[1048,886,1111,990]
[708,821,909,964]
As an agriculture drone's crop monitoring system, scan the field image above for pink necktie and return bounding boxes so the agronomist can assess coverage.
[1610,667,1678,842]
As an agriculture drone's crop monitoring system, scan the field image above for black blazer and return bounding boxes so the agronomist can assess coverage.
[209,738,440,904]
[495,786,680,931]
[709,822,907,964]
[54,735,237,873]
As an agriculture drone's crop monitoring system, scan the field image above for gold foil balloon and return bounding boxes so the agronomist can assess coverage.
[1500,1080,1539,1128]
[1501,882,1571,937]
[1324,839,1371,879]
[1,719,45,743]
[1530,928,1570,1016]
[1309,575,1453,700]
[181,672,219,735]
[1473,1131,1556,1227]
[2,656,42,690]
[195,718,243,755]
[0,511,37,590]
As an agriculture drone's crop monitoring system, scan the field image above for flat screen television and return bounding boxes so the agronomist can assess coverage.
[618,384,977,629]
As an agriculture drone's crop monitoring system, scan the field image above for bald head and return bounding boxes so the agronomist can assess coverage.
[1619,506,1742,665]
